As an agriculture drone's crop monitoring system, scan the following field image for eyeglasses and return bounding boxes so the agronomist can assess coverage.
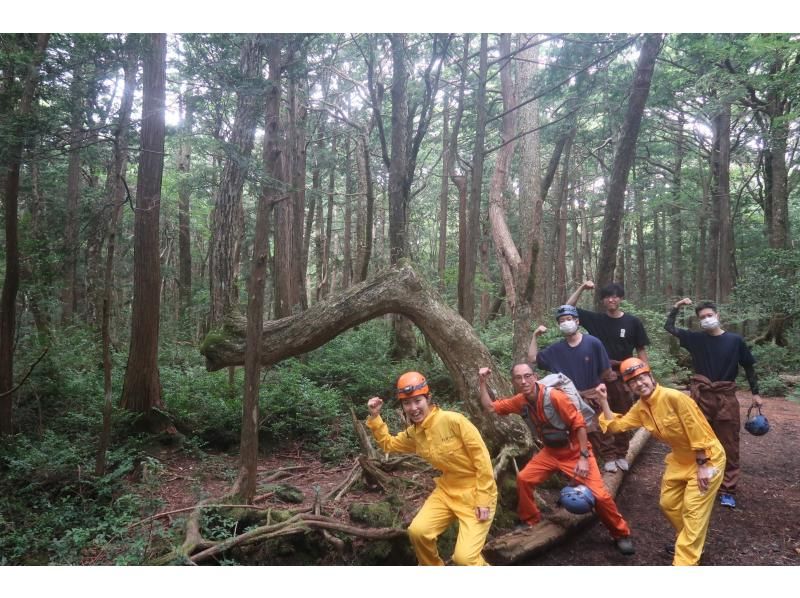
[512,373,536,382]
[397,380,427,396]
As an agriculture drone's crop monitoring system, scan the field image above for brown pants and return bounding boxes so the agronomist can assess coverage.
[582,379,633,462]
[690,380,740,495]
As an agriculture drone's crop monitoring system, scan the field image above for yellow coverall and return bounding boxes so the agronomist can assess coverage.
[599,384,725,566]
[366,405,497,565]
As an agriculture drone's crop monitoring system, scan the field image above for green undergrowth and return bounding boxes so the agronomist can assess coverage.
[4,310,796,564]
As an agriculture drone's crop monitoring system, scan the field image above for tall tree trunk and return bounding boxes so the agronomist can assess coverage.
[461,34,488,324]
[342,134,353,290]
[177,91,194,325]
[553,136,572,303]
[235,36,283,502]
[622,220,632,290]
[96,34,137,474]
[312,126,325,303]
[669,112,686,298]
[355,133,374,282]
[516,35,543,323]
[61,67,88,325]
[120,33,166,413]
[209,34,264,327]
[387,34,416,357]
[288,48,309,310]
[634,180,647,301]
[710,101,734,303]
[695,150,710,299]
[437,90,451,292]
[0,33,49,436]
[594,33,663,309]
[318,135,336,302]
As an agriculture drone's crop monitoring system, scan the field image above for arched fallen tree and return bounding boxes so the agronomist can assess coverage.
[175,261,652,564]
[201,260,530,453]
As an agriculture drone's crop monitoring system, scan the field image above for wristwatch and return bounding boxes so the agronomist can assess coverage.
[579,449,589,458]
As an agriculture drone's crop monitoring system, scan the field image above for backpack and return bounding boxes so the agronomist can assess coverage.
[521,373,596,448]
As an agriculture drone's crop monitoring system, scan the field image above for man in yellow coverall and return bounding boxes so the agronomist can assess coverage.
[596,358,726,565]
[366,371,497,565]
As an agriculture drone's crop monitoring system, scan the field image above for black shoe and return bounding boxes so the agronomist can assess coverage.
[664,543,675,556]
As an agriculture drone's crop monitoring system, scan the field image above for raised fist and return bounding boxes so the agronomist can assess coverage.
[367,396,384,417]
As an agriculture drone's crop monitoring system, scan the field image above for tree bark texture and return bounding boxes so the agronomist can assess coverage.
[668,112,685,299]
[61,71,87,325]
[200,261,531,454]
[355,133,374,283]
[177,91,194,324]
[235,35,284,503]
[209,34,264,327]
[120,33,167,413]
[594,33,663,310]
[461,34,489,324]
[97,35,137,473]
[0,33,49,436]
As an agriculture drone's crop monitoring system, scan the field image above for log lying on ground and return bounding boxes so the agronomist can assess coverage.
[200,260,530,453]
[483,427,652,565]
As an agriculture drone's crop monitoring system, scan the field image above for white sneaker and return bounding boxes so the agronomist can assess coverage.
[615,458,630,472]
[603,460,618,473]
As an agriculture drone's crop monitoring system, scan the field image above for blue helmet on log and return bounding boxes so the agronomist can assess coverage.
[559,484,596,515]
[744,405,770,436]
[555,304,579,321]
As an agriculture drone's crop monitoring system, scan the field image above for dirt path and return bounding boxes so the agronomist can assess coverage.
[527,392,800,566]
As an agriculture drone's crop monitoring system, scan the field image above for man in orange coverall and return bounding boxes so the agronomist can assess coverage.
[366,371,497,565]
[596,358,725,565]
[478,363,635,556]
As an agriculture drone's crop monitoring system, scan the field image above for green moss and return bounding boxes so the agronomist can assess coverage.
[198,329,226,354]
[348,501,400,527]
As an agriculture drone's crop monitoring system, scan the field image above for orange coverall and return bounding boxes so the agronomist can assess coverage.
[367,405,497,565]
[491,386,631,540]
[599,383,725,565]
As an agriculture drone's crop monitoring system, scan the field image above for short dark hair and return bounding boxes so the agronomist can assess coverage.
[695,301,718,316]
[510,362,535,377]
[600,283,625,299]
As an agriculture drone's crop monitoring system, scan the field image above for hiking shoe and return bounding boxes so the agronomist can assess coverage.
[719,493,736,508]
[615,458,630,472]
[603,460,618,473]
[615,537,635,555]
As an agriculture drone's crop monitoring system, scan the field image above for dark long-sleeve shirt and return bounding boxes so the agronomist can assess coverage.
[664,307,759,394]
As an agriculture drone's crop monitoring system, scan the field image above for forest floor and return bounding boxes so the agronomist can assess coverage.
[137,390,800,566]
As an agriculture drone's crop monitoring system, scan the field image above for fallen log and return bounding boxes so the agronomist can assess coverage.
[483,427,652,565]
[200,261,531,454]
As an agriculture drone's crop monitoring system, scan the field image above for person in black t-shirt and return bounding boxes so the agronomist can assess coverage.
[567,281,650,473]
[665,298,762,509]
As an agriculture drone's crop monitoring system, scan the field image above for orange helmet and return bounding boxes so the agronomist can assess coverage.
[396,371,429,400]
[619,358,651,383]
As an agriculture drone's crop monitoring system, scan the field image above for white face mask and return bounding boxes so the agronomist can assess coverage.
[559,320,578,335]
[700,317,720,330]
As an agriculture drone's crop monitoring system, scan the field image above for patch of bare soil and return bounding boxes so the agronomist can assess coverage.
[527,391,800,566]
[137,391,800,566]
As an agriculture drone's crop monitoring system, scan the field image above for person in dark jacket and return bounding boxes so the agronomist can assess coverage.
[664,298,762,509]
[566,281,651,472]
